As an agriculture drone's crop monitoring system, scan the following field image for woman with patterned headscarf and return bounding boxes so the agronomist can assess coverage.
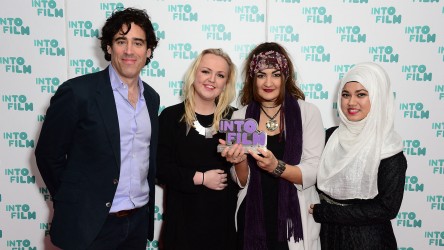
[221,42,324,250]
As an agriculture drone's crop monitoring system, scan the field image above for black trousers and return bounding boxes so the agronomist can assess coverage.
[88,205,149,250]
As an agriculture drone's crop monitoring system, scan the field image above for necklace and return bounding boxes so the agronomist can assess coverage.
[193,117,215,139]
[260,105,281,131]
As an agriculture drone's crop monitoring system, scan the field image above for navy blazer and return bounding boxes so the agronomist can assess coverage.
[35,67,159,250]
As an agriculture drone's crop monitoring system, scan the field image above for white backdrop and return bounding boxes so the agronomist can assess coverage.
[0,0,443,249]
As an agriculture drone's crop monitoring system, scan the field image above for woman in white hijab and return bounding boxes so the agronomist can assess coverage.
[309,62,407,249]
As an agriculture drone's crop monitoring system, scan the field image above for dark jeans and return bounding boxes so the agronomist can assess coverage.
[88,205,149,250]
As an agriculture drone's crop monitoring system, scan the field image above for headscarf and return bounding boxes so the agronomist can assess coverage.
[317,62,403,200]
[249,50,289,79]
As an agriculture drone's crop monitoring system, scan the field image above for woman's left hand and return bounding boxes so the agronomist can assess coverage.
[249,147,278,173]
[219,139,247,164]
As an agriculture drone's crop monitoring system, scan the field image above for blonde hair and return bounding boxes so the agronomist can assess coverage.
[182,48,237,131]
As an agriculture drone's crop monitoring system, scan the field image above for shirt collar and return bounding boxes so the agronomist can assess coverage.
[108,65,145,100]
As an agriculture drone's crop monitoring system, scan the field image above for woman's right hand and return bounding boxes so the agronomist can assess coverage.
[203,169,228,190]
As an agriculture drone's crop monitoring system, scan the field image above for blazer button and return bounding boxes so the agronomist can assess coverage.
[105,202,111,208]
[113,179,119,185]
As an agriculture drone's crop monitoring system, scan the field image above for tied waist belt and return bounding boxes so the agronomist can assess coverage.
[109,207,140,217]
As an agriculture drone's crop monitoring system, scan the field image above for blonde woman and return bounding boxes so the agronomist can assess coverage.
[157,48,238,250]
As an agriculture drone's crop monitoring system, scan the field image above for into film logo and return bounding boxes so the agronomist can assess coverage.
[32,0,63,17]
[301,45,330,62]
[402,64,432,81]
[426,195,444,211]
[6,239,36,250]
[432,122,444,138]
[368,46,398,63]
[302,6,332,24]
[2,94,33,111]
[202,24,231,41]
[334,64,354,79]
[3,132,35,148]
[140,61,166,78]
[300,83,328,100]
[270,25,299,43]
[4,168,36,184]
[404,176,424,192]
[70,58,100,75]
[168,80,184,97]
[235,5,265,22]
[336,26,366,43]
[403,139,426,156]
[371,6,402,24]
[40,222,51,237]
[168,4,198,22]
[153,23,165,40]
[99,2,125,18]
[36,76,60,94]
[396,211,422,228]
[424,231,444,247]
[68,20,99,38]
[234,44,256,60]
[399,102,429,119]
[0,57,32,74]
[168,43,198,60]
[428,158,444,174]
[6,204,37,220]
[34,39,65,56]
[404,25,436,43]
[0,17,30,35]
[39,186,52,201]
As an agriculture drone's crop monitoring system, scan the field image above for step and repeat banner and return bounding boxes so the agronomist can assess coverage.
[0,0,443,249]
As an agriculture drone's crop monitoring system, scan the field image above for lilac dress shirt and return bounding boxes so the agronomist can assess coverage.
[108,65,151,213]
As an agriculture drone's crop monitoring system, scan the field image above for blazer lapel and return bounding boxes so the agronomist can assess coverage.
[143,84,158,136]
[95,68,121,169]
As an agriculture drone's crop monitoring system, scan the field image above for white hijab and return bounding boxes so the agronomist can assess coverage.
[317,62,403,200]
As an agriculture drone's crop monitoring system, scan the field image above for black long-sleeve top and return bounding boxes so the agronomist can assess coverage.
[313,127,408,250]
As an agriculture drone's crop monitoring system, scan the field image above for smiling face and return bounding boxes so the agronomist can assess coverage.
[255,68,282,105]
[107,23,151,85]
[193,53,230,105]
[340,81,371,121]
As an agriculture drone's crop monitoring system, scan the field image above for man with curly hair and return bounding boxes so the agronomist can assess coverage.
[35,7,159,249]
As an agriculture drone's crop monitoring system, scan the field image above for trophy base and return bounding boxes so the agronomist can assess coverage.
[217,144,267,155]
